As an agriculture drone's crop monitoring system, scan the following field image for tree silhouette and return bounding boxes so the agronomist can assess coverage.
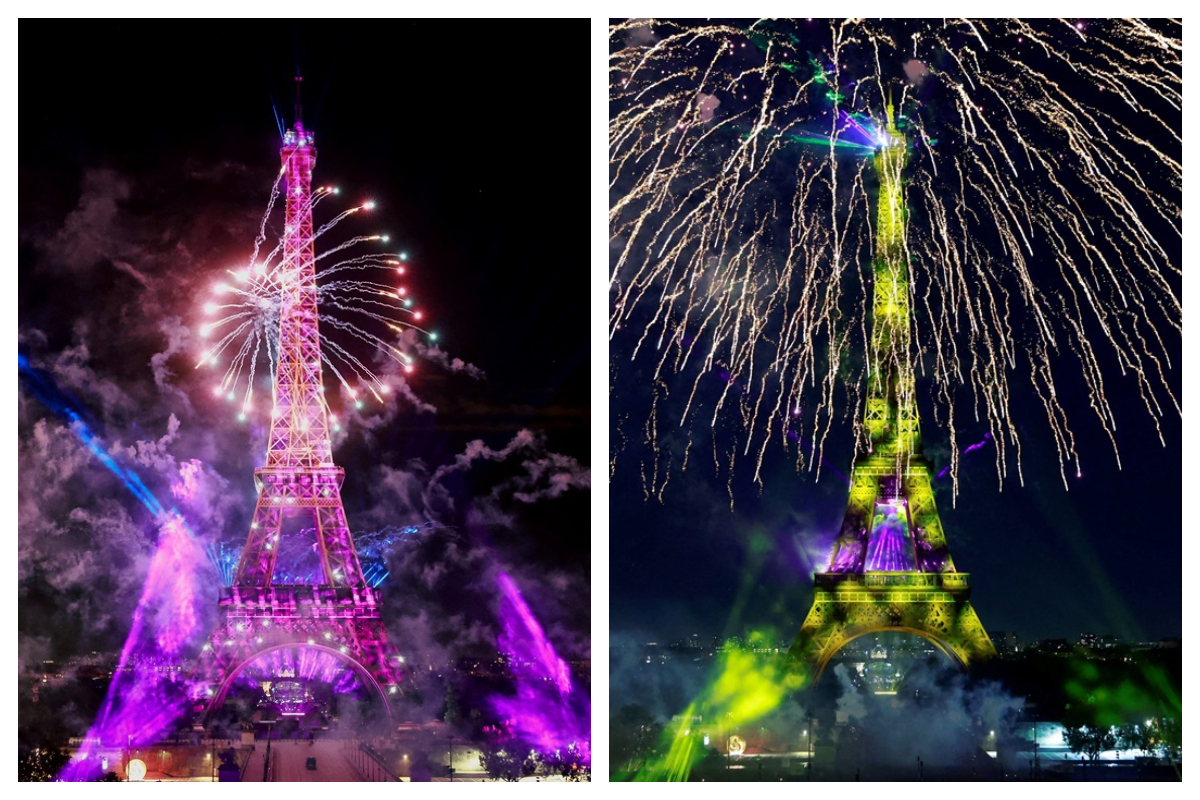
[1063,725,1115,761]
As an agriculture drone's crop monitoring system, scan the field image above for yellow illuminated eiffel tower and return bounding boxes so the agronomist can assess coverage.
[791,102,995,680]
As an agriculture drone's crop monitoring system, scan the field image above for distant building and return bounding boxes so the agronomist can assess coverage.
[990,630,1020,656]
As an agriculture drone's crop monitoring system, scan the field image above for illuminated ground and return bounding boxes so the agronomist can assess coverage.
[242,739,363,782]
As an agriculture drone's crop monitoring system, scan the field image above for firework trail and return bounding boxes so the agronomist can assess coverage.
[609,19,1180,496]
[197,174,436,424]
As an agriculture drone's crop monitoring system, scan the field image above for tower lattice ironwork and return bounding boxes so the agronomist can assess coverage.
[791,102,995,679]
[195,82,402,720]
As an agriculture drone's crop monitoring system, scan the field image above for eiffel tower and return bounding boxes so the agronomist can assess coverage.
[791,102,995,680]
[195,79,402,722]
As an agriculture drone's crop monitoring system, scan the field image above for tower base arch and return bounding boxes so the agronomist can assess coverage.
[790,572,995,683]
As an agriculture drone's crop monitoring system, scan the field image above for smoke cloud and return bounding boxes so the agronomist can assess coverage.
[608,632,710,723]
[830,659,1024,771]
[697,92,721,123]
[904,58,930,85]
[624,19,658,46]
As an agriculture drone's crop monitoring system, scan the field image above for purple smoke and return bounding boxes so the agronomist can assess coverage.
[936,432,993,479]
[489,573,589,765]
[57,511,209,781]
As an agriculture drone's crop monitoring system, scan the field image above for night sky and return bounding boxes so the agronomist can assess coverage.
[608,19,1182,650]
[18,20,590,675]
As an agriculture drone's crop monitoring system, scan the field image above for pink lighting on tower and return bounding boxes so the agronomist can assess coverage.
[193,79,403,725]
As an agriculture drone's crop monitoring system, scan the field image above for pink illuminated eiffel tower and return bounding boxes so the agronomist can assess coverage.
[196,79,402,722]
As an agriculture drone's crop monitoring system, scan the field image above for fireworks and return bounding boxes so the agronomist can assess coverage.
[610,19,1180,494]
[197,171,434,424]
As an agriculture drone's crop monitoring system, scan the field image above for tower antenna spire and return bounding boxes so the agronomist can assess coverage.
[294,73,304,128]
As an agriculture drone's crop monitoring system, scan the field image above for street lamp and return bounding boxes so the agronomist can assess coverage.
[1033,720,1040,781]
[758,725,765,779]
[807,715,815,780]
[261,719,277,782]
[803,729,809,767]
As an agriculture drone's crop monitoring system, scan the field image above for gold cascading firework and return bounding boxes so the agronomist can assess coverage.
[609,18,1180,500]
